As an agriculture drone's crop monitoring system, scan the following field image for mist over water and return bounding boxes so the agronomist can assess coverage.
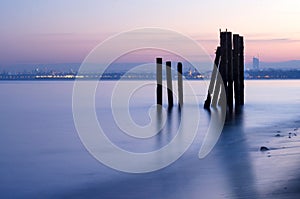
[0,80,299,198]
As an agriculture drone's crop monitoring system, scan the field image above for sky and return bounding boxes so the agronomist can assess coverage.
[0,0,300,66]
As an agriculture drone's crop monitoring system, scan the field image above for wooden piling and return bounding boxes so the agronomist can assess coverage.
[177,62,183,107]
[226,32,233,111]
[219,32,228,107]
[233,34,240,106]
[239,36,244,105]
[156,58,163,105]
[204,30,245,111]
[204,47,221,109]
[211,73,222,107]
[166,61,173,107]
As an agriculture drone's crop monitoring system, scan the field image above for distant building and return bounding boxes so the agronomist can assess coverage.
[253,57,259,70]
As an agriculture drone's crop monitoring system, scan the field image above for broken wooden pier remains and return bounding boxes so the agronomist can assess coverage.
[156,58,183,108]
[156,30,244,110]
[204,30,244,111]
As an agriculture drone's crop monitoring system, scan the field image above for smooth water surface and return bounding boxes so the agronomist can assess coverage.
[0,80,299,198]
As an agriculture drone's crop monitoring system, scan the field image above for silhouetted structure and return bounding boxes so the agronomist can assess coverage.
[239,36,245,105]
[177,62,183,107]
[155,59,184,108]
[166,61,174,107]
[253,57,259,70]
[205,30,245,111]
[204,47,221,109]
[233,34,240,105]
[156,58,163,105]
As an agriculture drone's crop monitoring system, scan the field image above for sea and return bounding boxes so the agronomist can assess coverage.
[0,80,299,198]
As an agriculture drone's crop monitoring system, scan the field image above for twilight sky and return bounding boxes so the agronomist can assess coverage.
[0,0,299,66]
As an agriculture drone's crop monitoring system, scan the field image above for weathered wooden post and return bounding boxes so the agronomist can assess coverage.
[211,76,221,107]
[166,61,173,107]
[204,47,221,109]
[219,31,228,107]
[238,36,244,105]
[177,62,183,107]
[156,57,163,105]
[226,32,233,111]
[204,30,245,111]
[233,34,240,106]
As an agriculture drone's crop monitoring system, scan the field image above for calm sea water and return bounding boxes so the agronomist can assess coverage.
[0,80,299,198]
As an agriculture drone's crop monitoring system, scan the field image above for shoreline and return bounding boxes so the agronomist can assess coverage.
[229,112,300,198]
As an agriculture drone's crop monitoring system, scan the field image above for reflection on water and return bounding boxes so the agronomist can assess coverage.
[58,107,263,199]
[216,108,260,198]
[0,80,299,198]
[155,107,181,149]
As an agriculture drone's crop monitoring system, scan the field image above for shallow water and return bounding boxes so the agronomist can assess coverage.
[0,80,299,198]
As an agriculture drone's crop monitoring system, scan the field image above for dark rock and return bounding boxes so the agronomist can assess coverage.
[260,146,270,151]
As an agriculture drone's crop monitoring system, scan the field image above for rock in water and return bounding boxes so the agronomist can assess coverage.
[260,146,270,151]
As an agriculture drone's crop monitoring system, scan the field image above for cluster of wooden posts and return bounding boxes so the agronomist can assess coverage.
[155,30,244,111]
[204,30,244,111]
[156,58,183,108]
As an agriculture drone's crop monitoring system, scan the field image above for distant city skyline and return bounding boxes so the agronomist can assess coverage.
[1,0,300,66]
